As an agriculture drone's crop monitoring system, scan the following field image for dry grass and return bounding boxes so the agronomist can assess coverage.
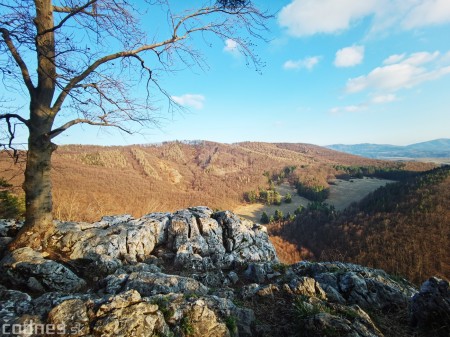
[236,178,394,223]
[1,141,423,222]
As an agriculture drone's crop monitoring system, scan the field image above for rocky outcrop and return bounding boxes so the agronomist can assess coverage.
[410,277,450,335]
[102,272,209,296]
[0,219,22,255]
[47,207,277,277]
[0,208,447,337]
[291,261,417,310]
[0,247,86,293]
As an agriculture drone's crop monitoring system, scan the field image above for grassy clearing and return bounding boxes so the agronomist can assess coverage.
[327,177,393,210]
[235,178,394,222]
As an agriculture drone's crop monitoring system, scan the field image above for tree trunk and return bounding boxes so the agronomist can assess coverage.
[8,1,58,251]
[9,106,56,251]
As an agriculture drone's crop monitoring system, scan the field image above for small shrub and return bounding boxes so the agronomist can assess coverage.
[225,315,238,335]
[183,293,199,300]
[284,193,292,203]
[274,209,284,221]
[181,316,194,336]
[0,178,25,219]
[272,263,289,273]
[260,211,269,224]
[294,206,303,215]
[294,297,335,320]
[152,297,175,321]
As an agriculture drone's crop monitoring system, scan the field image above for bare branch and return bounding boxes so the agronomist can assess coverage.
[0,113,29,126]
[0,112,28,163]
[53,0,99,16]
[2,0,270,140]
[52,34,185,112]
[0,28,35,96]
[39,0,99,36]
[47,118,131,139]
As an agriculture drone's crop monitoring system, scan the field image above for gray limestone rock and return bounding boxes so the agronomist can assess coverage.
[0,219,22,238]
[103,271,209,296]
[293,261,416,310]
[288,276,327,299]
[1,208,437,337]
[0,248,85,294]
[0,286,32,326]
[43,290,170,337]
[48,207,277,274]
[46,299,90,336]
[410,277,450,333]
[297,298,383,337]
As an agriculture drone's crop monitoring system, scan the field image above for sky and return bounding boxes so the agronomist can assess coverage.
[5,0,450,147]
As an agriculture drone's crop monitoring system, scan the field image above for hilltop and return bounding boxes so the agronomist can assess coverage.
[327,138,450,161]
[1,141,433,222]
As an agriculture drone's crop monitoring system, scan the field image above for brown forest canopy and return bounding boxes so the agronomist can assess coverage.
[0,141,434,222]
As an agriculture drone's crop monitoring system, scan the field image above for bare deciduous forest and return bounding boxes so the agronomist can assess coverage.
[269,165,450,284]
[1,141,445,284]
[2,141,428,221]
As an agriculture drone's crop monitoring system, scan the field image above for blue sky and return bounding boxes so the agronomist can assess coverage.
[8,0,450,146]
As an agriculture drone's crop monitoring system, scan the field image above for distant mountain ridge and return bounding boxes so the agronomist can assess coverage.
[327,138,450,159]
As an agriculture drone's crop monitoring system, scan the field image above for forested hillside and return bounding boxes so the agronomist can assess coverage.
[2,141,445,285]
[270,166,450,284]
[1,141,432,222]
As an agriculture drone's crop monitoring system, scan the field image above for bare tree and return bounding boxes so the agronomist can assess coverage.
[0,0,270,251]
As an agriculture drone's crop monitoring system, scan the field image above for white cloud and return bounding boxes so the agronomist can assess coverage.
[402,0,450,29]
[283,56,321,70]
[278,0,450,37]
[371,94,397,104]
[400,51,440,66]
[223,39,239,56]
[334,46,365,67]
[383,54,406,65]
[345,51,450,93]
[330,104,367,114]
[278,0,377,37]
[330,94,396,115]
[171,94,205,109]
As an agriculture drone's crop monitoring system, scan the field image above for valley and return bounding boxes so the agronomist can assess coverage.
[2,141,427,222]
[235,177,394,222]
[1,141,447,285]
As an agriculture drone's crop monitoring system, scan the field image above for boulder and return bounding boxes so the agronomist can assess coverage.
[213,211,278,267]
[0,219,23,256]
[50,213,167,265]
[288,276,327,299]
[182,299,231,337]
[46,299,90,336]
[102,271,208,296]
[44,290,170,337]
[410,277,450,333]
[292,261,416,310]
[147,292,255,337]
[0,247,86,294]
[301,311,383,337]
[0,219,22,238]
[0,286,32,326]
[297,298,383,337]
